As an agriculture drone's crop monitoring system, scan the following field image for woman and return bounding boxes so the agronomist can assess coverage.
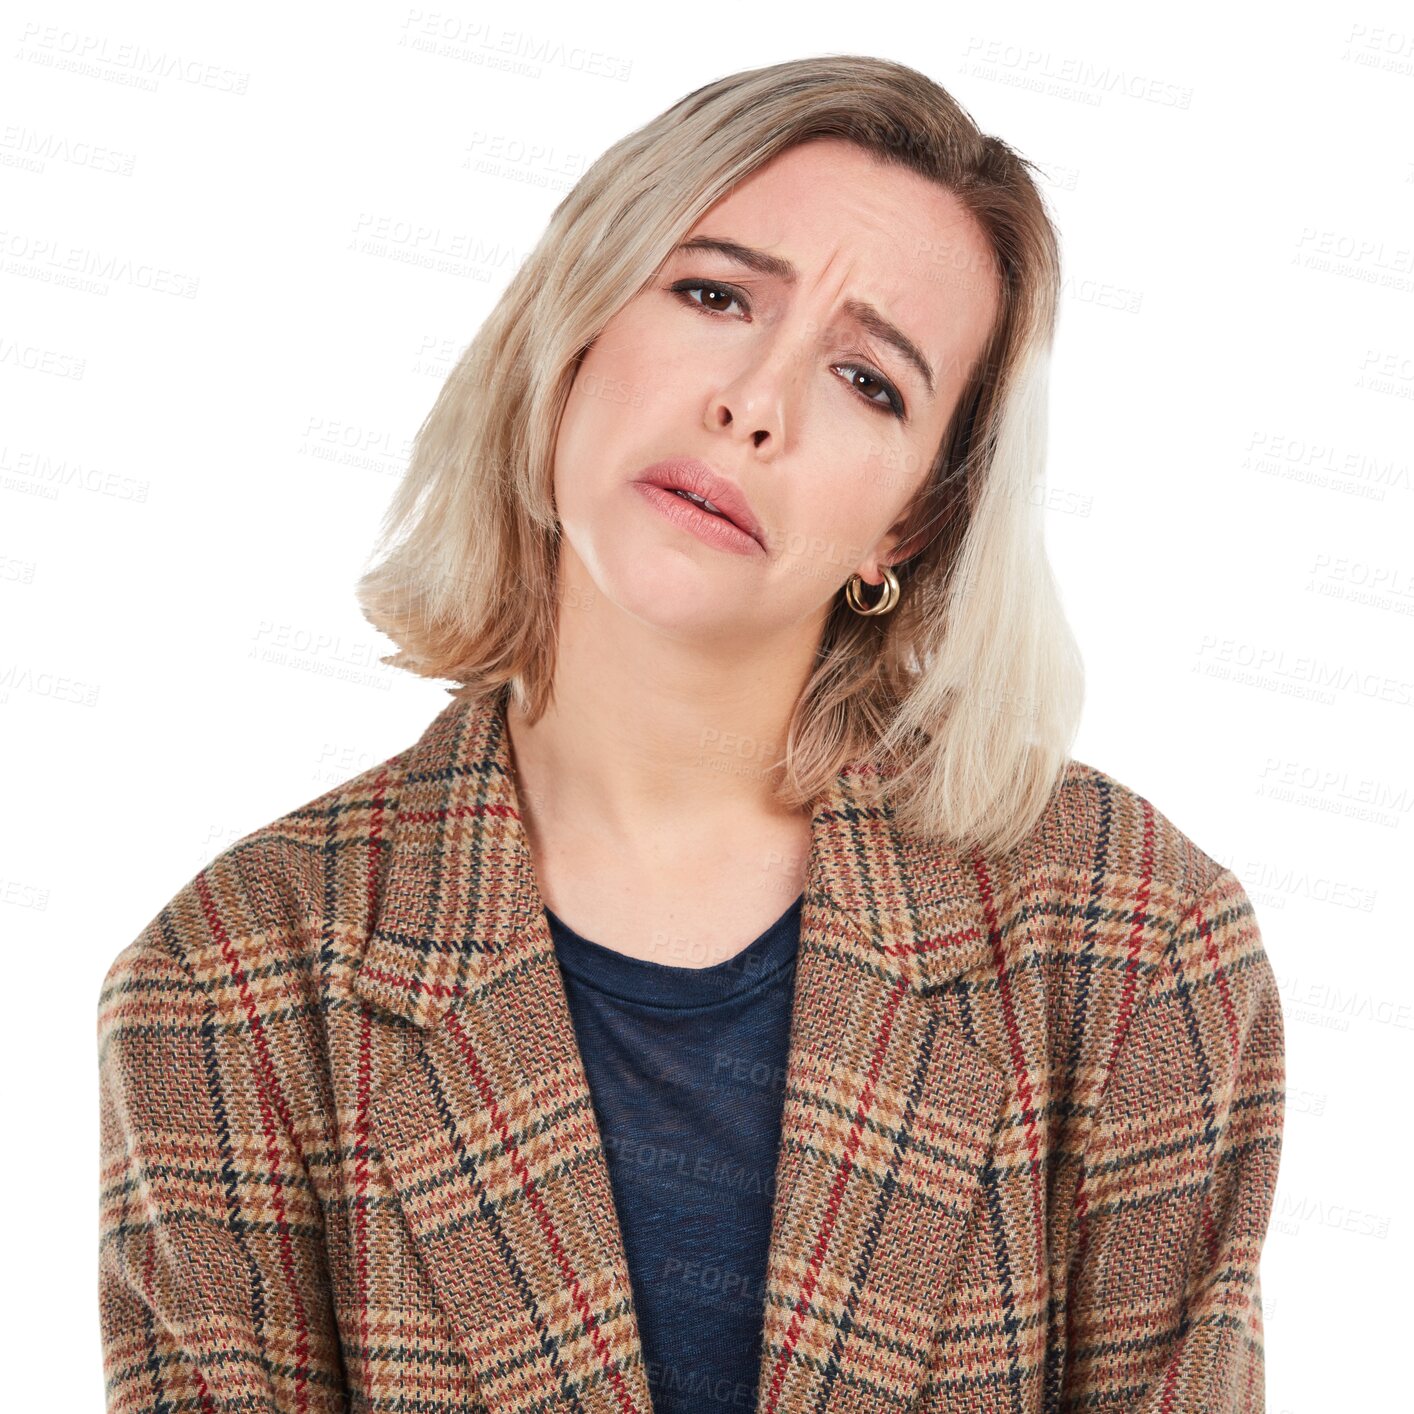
[97,56,1284,1413]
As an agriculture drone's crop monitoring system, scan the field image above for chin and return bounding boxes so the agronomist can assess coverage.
[601,547,761,641]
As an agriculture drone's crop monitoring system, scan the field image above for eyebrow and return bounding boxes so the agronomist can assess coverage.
[674,235,937,398]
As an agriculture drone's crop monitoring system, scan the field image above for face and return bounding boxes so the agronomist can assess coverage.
[551,136,1001,648]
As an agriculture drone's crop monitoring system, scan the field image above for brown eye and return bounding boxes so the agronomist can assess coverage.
[836,363,905,419]
[669,280,748,317]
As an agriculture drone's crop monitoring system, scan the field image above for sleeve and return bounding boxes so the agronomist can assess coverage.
[97,932,347,1412]
[1062,867,1286,1412]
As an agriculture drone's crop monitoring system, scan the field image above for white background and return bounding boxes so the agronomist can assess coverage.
[5,2,1411,1406]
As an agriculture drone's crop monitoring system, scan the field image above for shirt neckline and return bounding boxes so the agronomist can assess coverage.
[546,891,803,1010]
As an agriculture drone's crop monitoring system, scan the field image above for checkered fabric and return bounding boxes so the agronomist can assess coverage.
[98,686,1284,1411]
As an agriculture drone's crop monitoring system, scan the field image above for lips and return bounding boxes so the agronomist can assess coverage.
[632,458,765,549]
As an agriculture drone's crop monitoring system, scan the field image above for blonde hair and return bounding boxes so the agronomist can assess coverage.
[355,54,1083,857]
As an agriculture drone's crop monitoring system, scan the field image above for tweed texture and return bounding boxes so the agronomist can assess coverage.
[97,687,1285,1412]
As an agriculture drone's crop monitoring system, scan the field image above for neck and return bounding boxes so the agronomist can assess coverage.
[504,551,826,860]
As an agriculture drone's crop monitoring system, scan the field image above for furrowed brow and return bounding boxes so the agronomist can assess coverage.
[841,299,936,399]
[675,235,796,282]
[672,236,936,398]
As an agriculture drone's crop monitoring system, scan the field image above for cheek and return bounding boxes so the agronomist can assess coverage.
[774,463,888,575]
[555,349,639,491]
[562,352,628,448]
[576,308,664,408]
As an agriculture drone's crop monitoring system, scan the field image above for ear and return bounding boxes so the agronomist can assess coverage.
[852,519,911,584]
[869,474,964,574]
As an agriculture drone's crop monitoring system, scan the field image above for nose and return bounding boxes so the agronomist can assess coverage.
[704,337,798,453]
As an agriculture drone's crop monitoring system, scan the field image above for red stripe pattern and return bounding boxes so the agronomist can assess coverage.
[97,688,1284,1411]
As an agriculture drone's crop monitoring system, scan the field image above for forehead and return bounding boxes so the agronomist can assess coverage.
[681,138,1000,372]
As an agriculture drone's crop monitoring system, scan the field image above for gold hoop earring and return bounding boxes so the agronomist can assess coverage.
[844,565,900,616]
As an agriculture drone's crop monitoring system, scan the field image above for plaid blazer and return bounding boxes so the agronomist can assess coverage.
[97,687,1285,1413]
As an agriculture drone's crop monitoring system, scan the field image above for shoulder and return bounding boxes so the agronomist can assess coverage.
[983,753,1248,977]
[966,755,1278,1127]
[1044,755,1223,891]
[98,732,419,1018]
[97,735,426,1139]
[1027,754,1225,894]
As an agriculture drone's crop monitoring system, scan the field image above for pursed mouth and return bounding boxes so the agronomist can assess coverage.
[633,478,767,556]
[667,486,732,520]
[632,458,766,550]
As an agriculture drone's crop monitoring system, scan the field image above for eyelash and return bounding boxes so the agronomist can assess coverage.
[666,278,908,420]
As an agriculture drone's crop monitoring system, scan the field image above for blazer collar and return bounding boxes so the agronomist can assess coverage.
[353,689,1010,1412]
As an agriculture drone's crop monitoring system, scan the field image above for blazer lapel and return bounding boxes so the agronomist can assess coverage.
[353,690,1010,1413]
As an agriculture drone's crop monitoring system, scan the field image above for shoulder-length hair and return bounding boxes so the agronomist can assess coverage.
[355,54,1083,858]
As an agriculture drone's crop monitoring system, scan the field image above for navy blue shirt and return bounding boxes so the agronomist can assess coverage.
[545,893,803,1414]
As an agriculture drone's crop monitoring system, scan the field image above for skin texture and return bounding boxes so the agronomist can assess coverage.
[508,136,1002,965]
